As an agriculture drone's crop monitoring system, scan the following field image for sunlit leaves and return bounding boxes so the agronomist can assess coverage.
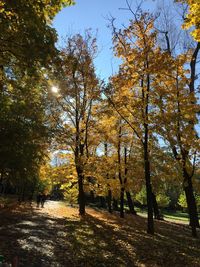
[176,0,200,41]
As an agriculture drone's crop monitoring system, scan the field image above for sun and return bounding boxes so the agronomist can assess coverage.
[51,86,59,93]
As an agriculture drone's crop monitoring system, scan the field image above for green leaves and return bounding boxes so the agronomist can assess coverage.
[0,0,74,74]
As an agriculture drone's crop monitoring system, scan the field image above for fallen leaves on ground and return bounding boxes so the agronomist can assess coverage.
[0,200,200,267]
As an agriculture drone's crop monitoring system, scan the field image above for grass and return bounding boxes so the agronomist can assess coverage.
[134,207,200,224]
[163,210,189,223]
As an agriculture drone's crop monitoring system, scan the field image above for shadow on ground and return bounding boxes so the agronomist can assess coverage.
[0,202,200,267]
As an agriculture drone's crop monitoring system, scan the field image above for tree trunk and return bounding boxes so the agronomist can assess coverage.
[143,72,154,234]
[75,142,86,216]
[143,117,154,233]
[100,196,106,208]
[144,156,154,234]
[120,187,125,218]
[107,189,112,213]
[183,169,199,237]
[78,172,85,215]
[105,143,112,213]
[21,186,26,201]
[126,191,137,215]
[118,125,124,218]
[113,198,119,211]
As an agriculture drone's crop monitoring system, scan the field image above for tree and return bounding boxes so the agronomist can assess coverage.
[0,71,50,198]
[154,0,200,237]
[0,0,74,197]
[49,32,100,215]
[0,0,74,72]
[108,11,171,234]
[155,50,200,237]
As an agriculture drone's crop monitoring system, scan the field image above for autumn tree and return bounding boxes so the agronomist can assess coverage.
[154,51,200,237]
[96,108,137,217]
[49,32,100,215]
[0,0,74,197]
[108,12,170,234]
[0,70,50,199]
[153,0,200,237]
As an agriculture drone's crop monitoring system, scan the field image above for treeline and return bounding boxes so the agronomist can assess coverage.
[45,2,200,238]
[0,1,74,198]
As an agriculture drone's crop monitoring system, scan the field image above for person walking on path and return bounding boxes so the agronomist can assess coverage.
[36,192,42,208]
[40,193,46,208]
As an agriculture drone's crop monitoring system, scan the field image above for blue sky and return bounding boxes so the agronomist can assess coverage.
[53,0,157,81]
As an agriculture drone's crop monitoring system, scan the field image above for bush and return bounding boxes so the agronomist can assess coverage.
[178,193,187,211]
[135,186,147,205]
[156,193,170,208]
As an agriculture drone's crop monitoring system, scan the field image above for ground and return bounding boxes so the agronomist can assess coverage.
[0,200,200,267]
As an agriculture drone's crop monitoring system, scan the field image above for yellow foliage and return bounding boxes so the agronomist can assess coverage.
[177,0,200,41]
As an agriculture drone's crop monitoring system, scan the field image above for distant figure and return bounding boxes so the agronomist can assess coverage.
[36,192,42,208]
[40,193,46,208]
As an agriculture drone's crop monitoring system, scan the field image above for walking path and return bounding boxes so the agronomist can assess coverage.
[0,201,80,266]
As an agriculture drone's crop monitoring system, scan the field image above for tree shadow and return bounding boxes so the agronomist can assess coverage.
[59,211,200,267]
[0,204,199,267]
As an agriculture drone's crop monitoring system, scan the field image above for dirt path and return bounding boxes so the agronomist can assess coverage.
[0,201,79,267]
[0,200,200,267]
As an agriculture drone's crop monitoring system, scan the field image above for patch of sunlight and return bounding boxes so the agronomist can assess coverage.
[75,234,88,242]
[18,220,38,226]
[28,236,43,243]
[17,237,54,257]
[76,228,94,236]
[102,251,113,259]
[95,224,103,229]
[57,230,67,237]
[46,219,55,224]
[98,241,107,248]
[19,228,31,234]
[136,262,146,267]
[115,239,136,257]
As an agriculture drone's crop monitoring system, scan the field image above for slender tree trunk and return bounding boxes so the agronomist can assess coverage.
[78,172,85,215]
[0,170,4,194]
[120,187,125,218]
[118,125,124,218]
[143,73,154,234]
[113,198,119,211]
[21,185,26,201]
[107,189,112,213]
[183,168,199,237]
[126,191,137,215]
[123,147,137,215]
[188,42,200,231]
[104,142,112,213]
[75,143,86,216]
[186,42,200,236]
[175,67,199,236]
[90,190,95,202]
[100,196,106,208]
[144,144,154,234]
[189,42,200,94]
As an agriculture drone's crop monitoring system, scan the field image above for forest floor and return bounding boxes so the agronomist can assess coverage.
[0,200,200,267]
